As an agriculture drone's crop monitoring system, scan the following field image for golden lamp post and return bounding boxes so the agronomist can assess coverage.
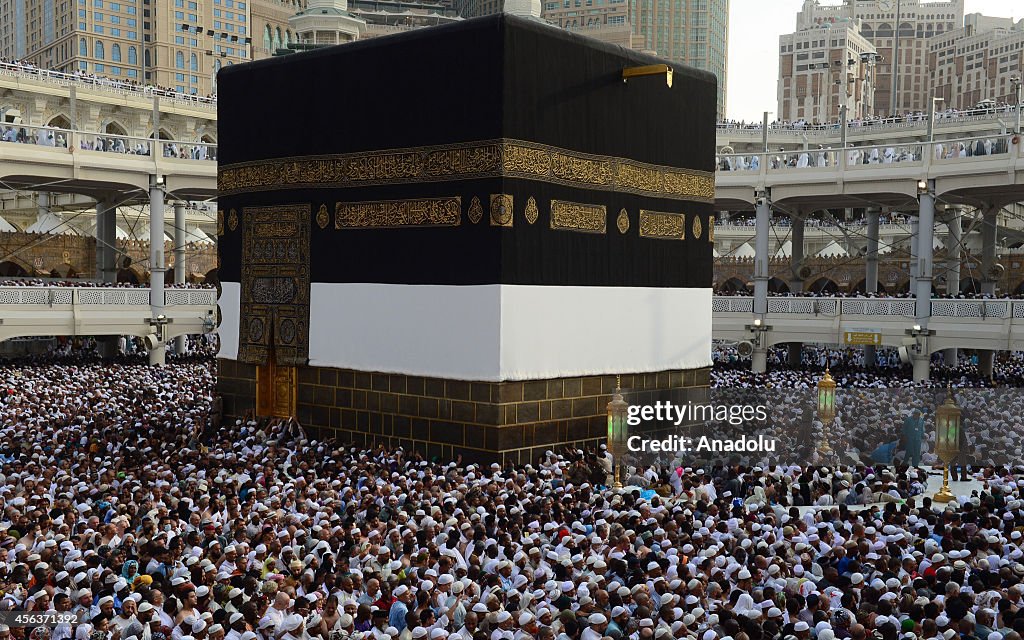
[817,368,836,457]
[933,386,961,503]
[607,375,629,489]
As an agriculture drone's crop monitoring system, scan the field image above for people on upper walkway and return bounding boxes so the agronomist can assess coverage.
[0,57,217,104]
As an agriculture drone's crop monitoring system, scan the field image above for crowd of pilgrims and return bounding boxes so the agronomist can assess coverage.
[0,343,1021,640]
[711,345,1024,387]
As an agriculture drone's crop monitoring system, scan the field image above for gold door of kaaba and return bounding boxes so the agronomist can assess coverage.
[256,359,297,418]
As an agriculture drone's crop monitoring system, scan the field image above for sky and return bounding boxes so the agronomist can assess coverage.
[726,0,1023,122]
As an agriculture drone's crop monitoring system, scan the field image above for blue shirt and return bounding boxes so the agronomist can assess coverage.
[390,600,409,633]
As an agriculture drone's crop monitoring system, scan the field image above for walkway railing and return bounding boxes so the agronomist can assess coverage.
[0,61,217,107]
[716,109,1017,136]
[715,133,1021,175]
[0,286,214,307]
[0,285,216,342]
[714,296,1022,319]
[0,123,217,162]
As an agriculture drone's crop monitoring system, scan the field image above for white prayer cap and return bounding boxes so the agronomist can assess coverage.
[281,615,304,632]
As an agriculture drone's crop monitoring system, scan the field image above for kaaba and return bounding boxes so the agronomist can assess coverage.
[216,14,716,463]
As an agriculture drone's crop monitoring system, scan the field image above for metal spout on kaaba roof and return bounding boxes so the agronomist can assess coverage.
[622,64,673,88]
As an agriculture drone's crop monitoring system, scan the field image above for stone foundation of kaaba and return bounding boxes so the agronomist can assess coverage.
[219,359,710,464]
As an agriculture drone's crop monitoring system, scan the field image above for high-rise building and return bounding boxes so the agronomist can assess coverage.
[289,0,365,45]
[777,20,877,123]
[793,0,964,116]
[456,0,728,119]
[0,0,300,97]
[250,0,303,60]
[929,14,1024,110]
[453,0,538,19]
[540,0,729,119]
[0,0,28,59]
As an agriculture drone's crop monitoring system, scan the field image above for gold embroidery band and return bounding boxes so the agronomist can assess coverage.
[550,200,607,234]
[335,197,462,229]
[218,139,714,203]
[639,210,686,240]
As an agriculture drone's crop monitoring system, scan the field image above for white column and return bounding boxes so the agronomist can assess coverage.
[864,208,880,368]
[37,192,50,240]
[909,217,919,294]
[173,202,187,355]
[979,206,999,378]
[913,181,935,383]
[943,210,961,366]
[95,202,106,280]
[96,200,117,283]
[788,214,805,367]
[95,199,118,358]
[752,195,770,374]
[149,176,166,365]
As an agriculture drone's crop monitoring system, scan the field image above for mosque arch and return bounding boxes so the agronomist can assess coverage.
[47,114,72,129]
[959,277,981,294]
[718,277,750,294]
[0,260,29,277]
[104,121,128,136]
[850,278,887,294]
[767,277,790,294]
[805,277,839,295]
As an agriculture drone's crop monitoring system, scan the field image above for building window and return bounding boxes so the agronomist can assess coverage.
[273,27,281,50]
[95,40,104,58]
[190,52,197,70]
[112,42,121,60]
[95,63,104,71]
[176,50,184,68]
[128,45,136,63]
[79,37,87,55]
